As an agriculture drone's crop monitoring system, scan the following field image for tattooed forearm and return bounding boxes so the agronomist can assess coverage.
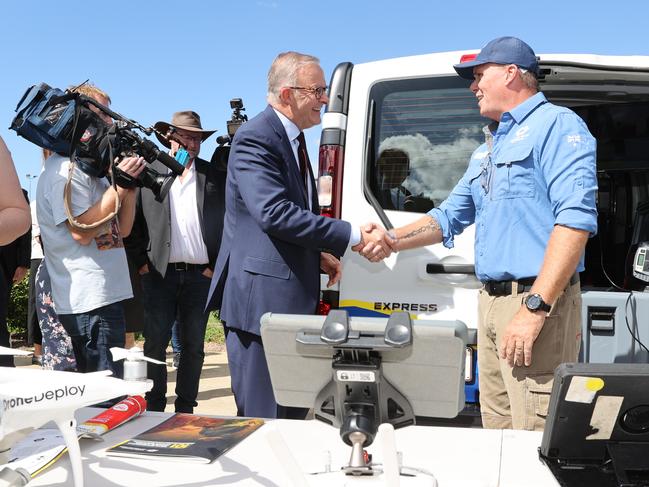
[401,216,440,240]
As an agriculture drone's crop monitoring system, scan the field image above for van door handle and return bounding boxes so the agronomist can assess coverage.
[426,263,475,274]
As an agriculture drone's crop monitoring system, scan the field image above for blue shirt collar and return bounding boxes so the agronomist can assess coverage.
[272,107,301,142]
[506,92,547,125]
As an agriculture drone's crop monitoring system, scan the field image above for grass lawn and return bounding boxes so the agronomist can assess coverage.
[205,312,225,344]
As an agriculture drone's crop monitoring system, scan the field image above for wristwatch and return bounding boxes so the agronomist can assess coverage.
[524,293,551,313]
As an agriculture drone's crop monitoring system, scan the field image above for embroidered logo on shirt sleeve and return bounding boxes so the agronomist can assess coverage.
[567,134,583,147]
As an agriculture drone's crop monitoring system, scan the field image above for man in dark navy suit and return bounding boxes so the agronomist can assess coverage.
[206,51,394,419]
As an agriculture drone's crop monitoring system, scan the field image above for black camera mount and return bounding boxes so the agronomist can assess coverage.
[297,310,416,476]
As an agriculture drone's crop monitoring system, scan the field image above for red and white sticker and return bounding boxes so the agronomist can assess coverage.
[80,128,95,143]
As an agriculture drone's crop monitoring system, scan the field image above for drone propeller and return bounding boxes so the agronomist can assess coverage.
[0,346,31,356]
[110,346,165,365]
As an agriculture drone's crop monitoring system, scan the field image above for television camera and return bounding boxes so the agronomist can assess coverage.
[210,98,248,169]
[10,82,185,202]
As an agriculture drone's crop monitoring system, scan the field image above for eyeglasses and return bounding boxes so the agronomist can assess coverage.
[288,86,328,99]
[171,130,203,144]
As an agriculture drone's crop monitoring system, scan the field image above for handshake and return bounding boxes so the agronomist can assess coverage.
[321,223,398,287]
[351,222,398,262]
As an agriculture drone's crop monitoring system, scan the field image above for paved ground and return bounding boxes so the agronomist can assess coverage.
[14,346,238,416]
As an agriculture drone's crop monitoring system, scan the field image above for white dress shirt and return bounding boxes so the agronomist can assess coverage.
[168,161,209,264]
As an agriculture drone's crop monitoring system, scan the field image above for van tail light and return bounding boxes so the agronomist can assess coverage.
[317,300,332,316]
[318,144,344,219]
[459,53,477,63]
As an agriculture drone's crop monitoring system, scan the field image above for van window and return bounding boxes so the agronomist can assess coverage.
[369,77,485,212]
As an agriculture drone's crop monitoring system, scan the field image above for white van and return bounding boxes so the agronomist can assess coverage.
[314,50,649,411]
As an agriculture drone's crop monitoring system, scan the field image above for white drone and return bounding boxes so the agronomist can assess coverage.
[0,345,164,487]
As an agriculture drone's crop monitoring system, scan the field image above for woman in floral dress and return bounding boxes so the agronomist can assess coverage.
[36,259,76,371]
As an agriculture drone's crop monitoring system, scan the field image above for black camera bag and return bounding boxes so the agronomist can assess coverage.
[10,83,76,155]
[11,83,120,230]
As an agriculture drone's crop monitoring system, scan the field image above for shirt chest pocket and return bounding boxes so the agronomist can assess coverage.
[492,145,535,200]
[465,163,485,203]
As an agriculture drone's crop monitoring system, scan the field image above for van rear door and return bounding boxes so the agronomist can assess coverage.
[328,54,485,334]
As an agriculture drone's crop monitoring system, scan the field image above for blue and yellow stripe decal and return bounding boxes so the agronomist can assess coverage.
[339,300,417,319]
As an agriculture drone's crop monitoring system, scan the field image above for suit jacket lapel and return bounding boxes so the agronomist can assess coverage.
[264,106,309,208]
[194,158,207,240]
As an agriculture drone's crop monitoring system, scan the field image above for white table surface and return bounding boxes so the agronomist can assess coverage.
[25,408,559,487]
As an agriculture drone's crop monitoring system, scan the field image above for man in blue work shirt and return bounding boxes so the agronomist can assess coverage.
[362,37,598,431]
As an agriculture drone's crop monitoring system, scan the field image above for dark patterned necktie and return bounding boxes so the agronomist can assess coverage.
[296,132,309,189]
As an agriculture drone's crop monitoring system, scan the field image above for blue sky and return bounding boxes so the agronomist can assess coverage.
[3,0,649,198]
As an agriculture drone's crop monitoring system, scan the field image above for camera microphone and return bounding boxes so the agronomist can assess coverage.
[133,137,185,176]
[155,150,185,175]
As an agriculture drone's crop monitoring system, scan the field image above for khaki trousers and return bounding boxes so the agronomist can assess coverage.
[477,282,582,431]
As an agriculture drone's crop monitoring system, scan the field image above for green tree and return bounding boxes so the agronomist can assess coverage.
[7,274,29,337]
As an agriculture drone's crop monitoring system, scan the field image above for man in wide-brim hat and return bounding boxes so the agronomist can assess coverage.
[154,110,216,157]
[125,109,226,414]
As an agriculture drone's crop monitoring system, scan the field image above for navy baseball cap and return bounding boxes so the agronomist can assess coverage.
[453,36,539,80]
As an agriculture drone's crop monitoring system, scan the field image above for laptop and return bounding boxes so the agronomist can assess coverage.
[539,363,649,487]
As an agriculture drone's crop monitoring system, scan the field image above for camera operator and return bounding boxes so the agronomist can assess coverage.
[126,111,226,413]
[35,83,145,377]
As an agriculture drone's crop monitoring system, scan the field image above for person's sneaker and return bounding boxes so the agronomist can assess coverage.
[172,352,180,368]
[32,355,42,366]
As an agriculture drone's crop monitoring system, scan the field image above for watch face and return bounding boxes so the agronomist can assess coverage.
[526,294,541,310]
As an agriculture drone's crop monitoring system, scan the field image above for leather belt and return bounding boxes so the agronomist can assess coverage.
[168,262,206,272]
[483,273,579,297]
